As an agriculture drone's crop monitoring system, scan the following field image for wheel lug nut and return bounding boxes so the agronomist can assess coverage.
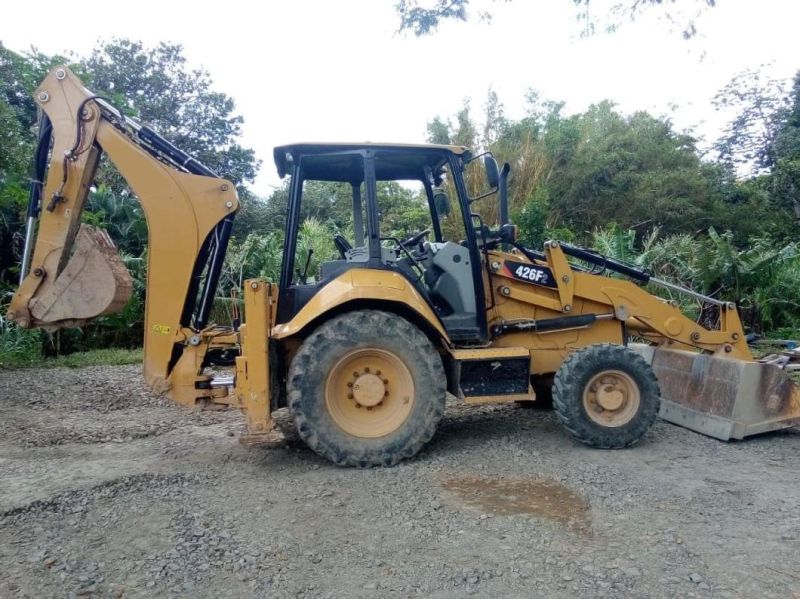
[376,370,381,376]
[347,382,353,388]
[347,393,354,399]
[384,391,389,397]
[366,406,373,411]
[365,367,370,373]
[353,372,359,378]
[383,379,389,385]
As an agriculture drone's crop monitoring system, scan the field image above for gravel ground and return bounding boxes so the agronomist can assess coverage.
[1,364,799,598]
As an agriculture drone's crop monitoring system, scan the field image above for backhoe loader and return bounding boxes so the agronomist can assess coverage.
[8,67,800,466]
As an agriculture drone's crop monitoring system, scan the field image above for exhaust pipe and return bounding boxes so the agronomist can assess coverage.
[499,162,510,226]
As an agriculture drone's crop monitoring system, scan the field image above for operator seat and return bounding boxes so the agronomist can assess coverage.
[333,234,352,259]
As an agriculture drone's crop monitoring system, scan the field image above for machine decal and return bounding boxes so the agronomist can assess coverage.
[503,260,558,289]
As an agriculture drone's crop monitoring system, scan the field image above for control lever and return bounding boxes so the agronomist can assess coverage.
[298,248,314,284]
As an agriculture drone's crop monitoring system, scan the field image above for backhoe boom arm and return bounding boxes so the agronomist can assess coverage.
[7,67,239,403]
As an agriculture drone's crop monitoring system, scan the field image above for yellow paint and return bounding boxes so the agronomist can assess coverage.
[235,280,274,433]
[11,67,761,430]
[451,346,530,360]
[464,392,533,404]
[487,246,752,361]
[271,269,449,341]
[7,67,239,407]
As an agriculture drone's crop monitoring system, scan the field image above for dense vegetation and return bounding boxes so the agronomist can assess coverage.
[1,39,799,365]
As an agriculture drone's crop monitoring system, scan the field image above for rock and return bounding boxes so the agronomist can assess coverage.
[623,567,642,578]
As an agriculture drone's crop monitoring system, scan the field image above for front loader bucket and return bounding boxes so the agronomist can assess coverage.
[26,225,133,326]
[631,344,800,440]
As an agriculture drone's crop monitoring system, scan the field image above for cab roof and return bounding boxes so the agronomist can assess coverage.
[273,142,470,181]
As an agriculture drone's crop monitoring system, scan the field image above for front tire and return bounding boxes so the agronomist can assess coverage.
[553,343,660,448]
[287,310,446,467]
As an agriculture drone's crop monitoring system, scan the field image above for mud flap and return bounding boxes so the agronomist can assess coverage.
[28,225,133,325]
[631,344,800,440]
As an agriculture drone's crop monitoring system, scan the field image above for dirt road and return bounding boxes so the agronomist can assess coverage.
[1,364,798,598]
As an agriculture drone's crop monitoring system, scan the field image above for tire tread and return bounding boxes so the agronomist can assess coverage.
[552,343,660,449]
[287,310,446,467]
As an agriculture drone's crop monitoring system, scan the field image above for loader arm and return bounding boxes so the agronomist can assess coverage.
[6,67,239,404]
[487,240,751,357]
[486,239,800,439]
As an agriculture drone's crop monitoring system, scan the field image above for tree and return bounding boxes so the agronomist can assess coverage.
[573,0,716,39]
[396,0,476,36]
[395,0,715,38]
[769,73,800,224]
[712,67,790,176]
[427,87,795,246]
[82,39,260,190]
[0,44,40,284]
[543,104,717,236]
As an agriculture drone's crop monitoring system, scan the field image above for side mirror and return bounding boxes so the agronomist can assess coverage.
[433,190,451,218]
[484,155,500,189]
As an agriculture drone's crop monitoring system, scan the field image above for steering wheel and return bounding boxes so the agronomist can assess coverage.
[398,228,431,250]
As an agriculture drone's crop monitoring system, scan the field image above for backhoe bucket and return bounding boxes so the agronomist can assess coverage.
[26,225,133,326]
[632,344,800,440]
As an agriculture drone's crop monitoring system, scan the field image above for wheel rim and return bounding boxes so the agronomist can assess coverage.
[582,369,640,428]
[324,348,415,438]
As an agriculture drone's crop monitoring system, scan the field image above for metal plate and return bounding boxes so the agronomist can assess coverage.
[459,356,531,397]
[502,260,557,289]
[631,344,800,440]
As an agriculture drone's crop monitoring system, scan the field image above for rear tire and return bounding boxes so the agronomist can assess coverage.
[287,310,446,467]
[553,343,660,448]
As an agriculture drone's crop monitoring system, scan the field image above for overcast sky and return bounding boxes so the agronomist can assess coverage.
[2,0,799,195]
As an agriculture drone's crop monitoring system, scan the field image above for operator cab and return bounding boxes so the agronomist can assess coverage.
[273,143,497,344]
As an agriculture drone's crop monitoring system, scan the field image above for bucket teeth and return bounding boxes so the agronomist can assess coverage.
[630,344,800,440]
[27,224,133,326]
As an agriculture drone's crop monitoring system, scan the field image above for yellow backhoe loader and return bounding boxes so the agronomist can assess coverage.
[7,67,800,466]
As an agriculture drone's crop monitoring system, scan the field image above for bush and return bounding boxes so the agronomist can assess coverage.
[0,314,42,367]
[589,225,800,333]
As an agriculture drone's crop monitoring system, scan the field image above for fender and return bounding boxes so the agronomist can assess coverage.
[271,269,449,342]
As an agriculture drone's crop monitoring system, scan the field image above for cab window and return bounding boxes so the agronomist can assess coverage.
[290,153,365,285]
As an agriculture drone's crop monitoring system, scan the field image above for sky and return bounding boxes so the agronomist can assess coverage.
[2,0,799,196]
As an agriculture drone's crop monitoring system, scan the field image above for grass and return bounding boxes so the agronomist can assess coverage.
[0,347,142,369]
